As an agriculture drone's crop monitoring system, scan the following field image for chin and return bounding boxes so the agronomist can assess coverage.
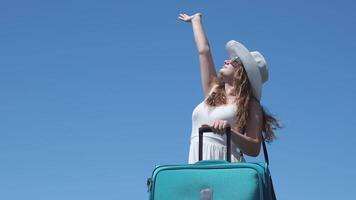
[219,68,227,74]
[219,70,229,77]
[219,72,233,81]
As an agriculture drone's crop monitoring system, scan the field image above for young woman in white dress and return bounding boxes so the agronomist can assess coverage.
[178,13,281,164]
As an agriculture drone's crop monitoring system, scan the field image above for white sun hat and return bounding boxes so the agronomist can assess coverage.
[225,40,269,101]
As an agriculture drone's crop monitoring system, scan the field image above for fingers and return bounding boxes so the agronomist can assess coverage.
[178,13,197,22]
[178,17,188,22]
[178,13,202,19]
[211,121,217,132]
[178,13,189,21]
[179,13,187,17]
[211,120,229,135]
[178,14,184,21]
[211,121,219,135]
[178,13,186,19]
[218,120,224,130]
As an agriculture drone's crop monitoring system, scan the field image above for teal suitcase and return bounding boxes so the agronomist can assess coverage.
[147,126,277,200]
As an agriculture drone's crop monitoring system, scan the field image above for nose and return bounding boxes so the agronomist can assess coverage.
[224,60,230,65]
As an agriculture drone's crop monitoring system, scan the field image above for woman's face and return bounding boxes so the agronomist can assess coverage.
[219,59,241,78]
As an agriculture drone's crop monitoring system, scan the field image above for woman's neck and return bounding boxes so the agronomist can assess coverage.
[224,82,239,104]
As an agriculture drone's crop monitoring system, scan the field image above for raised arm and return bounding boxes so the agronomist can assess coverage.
[179,13,217,97]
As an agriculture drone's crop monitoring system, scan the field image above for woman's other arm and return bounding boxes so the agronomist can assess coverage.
[179,13,217,97]
[231,100,263,157]
[209,99,263,157]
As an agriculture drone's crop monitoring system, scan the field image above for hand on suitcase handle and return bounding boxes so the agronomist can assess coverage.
[204,120,230,135]
[200,124,230,133]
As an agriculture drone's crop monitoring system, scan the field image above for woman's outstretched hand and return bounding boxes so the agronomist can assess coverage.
[178,13,202,23]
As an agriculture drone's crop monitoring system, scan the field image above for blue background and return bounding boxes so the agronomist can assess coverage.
[1,0,355,199]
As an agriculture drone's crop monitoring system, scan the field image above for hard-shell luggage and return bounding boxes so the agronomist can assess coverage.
[147,126,277,200]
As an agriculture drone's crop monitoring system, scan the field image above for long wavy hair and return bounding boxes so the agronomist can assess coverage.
[205,62,282,143]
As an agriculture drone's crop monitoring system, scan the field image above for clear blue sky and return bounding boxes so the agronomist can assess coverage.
[1,0,355,199]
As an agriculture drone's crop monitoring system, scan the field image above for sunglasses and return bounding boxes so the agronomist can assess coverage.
[231,57,243,67]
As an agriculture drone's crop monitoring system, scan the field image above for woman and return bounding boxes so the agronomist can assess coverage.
[178,13,281,164]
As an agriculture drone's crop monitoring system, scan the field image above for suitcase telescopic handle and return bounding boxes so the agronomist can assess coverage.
[198,125,232,162]
[199,125,271,165]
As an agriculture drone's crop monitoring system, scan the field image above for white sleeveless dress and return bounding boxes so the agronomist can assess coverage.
[188,99,245,164]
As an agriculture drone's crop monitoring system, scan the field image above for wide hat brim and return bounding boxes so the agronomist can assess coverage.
[225,40,262,101]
